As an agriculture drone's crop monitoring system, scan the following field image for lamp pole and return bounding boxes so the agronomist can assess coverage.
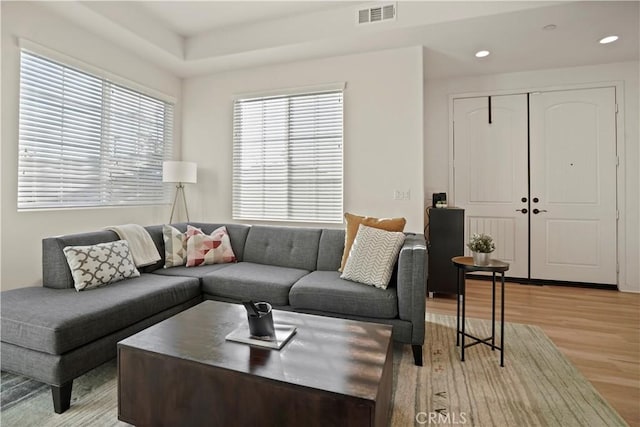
[169,183,190,224]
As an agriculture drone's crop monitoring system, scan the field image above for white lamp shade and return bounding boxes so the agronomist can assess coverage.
[163,161,197,184]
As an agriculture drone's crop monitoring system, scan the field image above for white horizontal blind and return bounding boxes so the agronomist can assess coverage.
[17,50,173,209]
[233,90,343,223]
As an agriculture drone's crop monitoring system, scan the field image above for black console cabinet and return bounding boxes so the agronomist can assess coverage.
[427,207,464,295]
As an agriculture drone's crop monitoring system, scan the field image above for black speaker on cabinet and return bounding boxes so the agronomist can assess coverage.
[426,207,464,295]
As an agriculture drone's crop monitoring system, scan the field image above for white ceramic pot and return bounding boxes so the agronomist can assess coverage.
[472,251,492,266]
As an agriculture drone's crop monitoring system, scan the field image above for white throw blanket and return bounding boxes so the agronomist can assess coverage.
[105,224,161,267]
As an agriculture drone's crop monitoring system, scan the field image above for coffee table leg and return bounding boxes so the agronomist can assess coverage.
[500,272,505,367]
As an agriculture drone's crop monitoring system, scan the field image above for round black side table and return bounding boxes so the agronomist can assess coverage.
[452,256,510,367]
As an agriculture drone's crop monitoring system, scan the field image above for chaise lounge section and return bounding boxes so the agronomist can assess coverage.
[1,222,427,413]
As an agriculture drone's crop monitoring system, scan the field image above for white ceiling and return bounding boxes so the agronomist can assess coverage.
[136,1,354,37]
[44,1,639,78]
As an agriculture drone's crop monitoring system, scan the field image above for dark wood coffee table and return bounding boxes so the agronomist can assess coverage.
[118,300,393,427]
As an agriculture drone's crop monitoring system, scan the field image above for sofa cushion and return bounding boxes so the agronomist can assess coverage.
[317,228,345,271]
[141,223,250,272]
[43,230,121,289]
[152,263,232,279]
[0,274,200,355]
[243,226,321,271]
[289,271,398,319]
[201,262,309,306]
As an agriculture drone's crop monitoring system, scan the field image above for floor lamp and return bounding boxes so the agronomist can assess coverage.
[163,161,197,223]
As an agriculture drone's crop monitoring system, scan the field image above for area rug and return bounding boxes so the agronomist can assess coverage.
[1,315,628,427]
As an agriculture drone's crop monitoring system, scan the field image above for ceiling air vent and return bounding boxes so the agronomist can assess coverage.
[357,3,396,25]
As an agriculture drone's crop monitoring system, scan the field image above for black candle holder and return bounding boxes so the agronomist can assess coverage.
[246,302,275,339]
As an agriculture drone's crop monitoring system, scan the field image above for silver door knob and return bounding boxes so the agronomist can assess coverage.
[532,209,547,214]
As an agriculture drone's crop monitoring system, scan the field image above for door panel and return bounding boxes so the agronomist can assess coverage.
[545,102,599,204]
[453,95,529,278]
[529,87,617,284]
[467,216,517,264]
[545,220,599,266]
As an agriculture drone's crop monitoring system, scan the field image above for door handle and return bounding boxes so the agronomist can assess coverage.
[516,208,528,214]
[532,209,547,214]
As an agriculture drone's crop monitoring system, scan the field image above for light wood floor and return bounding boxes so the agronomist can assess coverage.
[426,280,640,426]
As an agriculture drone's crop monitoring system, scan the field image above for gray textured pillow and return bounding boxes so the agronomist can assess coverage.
[340,224,406,289]
[63,240,140,291]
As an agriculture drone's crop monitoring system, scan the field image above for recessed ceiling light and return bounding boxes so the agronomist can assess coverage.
[475,50,490,58]
[543,24,557,31]
[599,35,619,44]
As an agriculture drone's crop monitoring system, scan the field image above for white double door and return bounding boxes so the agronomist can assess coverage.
[453,87,617,284]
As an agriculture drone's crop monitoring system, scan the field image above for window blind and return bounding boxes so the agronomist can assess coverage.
[233,90,343,223]
[17,50,173,210]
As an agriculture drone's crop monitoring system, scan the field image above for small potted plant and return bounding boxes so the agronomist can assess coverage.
[467,233,495,266]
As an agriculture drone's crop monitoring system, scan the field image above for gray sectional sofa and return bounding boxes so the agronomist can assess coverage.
[1,222,427,414]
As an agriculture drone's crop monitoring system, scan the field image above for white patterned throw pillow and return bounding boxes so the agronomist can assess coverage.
[63,240,140,291]
[163,224,190,268]
[340,224,406,289]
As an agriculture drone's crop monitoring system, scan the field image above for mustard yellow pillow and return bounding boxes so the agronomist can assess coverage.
[339,212,406,272]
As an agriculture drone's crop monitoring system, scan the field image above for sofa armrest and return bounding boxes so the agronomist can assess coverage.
[43,231,120,289]
[396,233,427,345]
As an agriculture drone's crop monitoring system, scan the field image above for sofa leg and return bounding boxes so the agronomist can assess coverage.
[52,381,72,414]
[412,344,423,366]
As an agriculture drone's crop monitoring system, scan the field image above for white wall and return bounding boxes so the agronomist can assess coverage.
[0,2,182,290]
[424,61,640,292]
[182,46,425,234]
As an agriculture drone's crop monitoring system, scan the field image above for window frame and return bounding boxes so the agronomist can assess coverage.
[232,84,345,224]
[16,41,175,211]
